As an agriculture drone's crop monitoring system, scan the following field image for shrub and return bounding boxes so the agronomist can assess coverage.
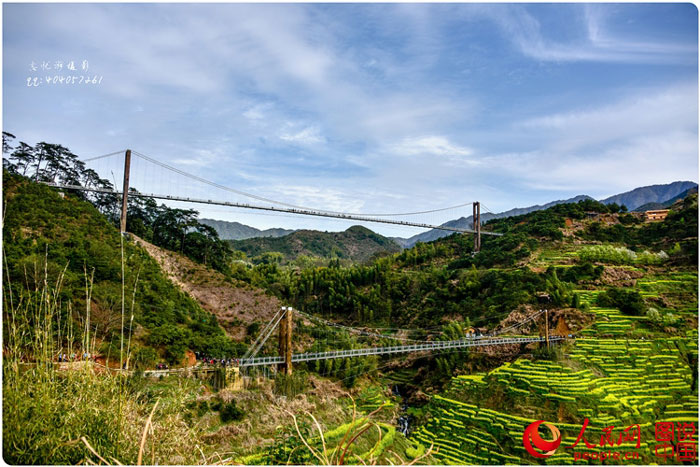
[559,262,604,283]
[578,245,636,265]
[132,346,158,369]
[636,250,669,265]
[219,400,244,423]
[597,288,645,315]
[274,371,308,397]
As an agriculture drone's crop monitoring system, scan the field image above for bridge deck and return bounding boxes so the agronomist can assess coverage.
[42,182,503,236]
[239,335,564,367]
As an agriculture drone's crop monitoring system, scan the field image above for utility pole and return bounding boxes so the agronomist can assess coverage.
[545,309,550,350]
[277,307,293,375]
[285,307,293,375]
[278,307,287,374]
[473,201,481,252]
[119,149,132,234]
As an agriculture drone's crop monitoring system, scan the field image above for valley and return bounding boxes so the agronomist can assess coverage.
[2,144,698,465]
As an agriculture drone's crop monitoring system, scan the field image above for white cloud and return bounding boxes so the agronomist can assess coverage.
[392,136,472,157]
[490,4,697,64]
[267,185,364,212]
[172,149,221,168]
[518,83,697,152]
[493,130,697,194]
[279,125,324,145]
[243,103,274,122]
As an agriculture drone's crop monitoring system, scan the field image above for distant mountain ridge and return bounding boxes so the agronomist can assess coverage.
[600,181,697,211]
[392,194,593,248]
[633,186,699,212]
[199,218,294,240]
[229,225,401,263]
[394,181,697,248]
[202,181,698,249]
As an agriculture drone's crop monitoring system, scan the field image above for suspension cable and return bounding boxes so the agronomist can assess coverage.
[132,150,475,218]
[82,150,128,163]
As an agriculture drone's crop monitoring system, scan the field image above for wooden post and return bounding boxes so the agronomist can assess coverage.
[545,309,550,350]
[285,307,293,375]
[120,149,132,234]
[473,202,481,252]
[278,307,287,373]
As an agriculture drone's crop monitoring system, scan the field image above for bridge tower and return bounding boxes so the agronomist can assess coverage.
[473,201,481,252]
[119,149,132,234]
[277,307,293,375]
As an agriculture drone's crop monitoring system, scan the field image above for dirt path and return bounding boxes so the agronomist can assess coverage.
[131,235,280,340]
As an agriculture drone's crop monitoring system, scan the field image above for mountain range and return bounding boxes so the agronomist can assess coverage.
[394,181,697,248]
[633,186,698,212]
[201,180,698,249]
[199,218,294,240]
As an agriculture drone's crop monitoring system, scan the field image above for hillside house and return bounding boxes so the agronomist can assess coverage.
[644,209,669,222]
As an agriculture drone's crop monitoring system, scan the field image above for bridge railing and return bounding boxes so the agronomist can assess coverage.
[239,335,565,367]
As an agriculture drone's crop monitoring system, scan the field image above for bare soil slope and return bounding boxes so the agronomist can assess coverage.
[131,235,280,340]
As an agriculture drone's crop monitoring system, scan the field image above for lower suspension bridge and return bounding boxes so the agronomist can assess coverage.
[135,307,565,379]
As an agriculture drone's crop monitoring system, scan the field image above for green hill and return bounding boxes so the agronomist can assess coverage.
[2,171,242,365]
[244,195,697,330]
[199,218,294,240]
[228,225,401,264]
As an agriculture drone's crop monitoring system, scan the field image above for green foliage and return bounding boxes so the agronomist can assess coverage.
[301,329,379,387]
[1,264,205,465]
[578,194,698,265]
[579,244,670,265]
[229,225,401,264]
[219,400,244,423]
[151,207,231,272]
[3,138,232,272]
[543,267,572,307]
[597,288,646,316]
[273,371,309,397]
[618,213,639,225]
[246,322,261,337]
[261,424,313,465]
[578,244,638,264]
[132,347,158,369]
[532,344,561,361]
[571,292,581,309]
[2,172,235,361]
[558,262,604,283]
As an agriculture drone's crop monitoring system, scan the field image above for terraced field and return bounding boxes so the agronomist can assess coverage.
[412,336,698,464]
[356,385,393,413]
[239,415,405,465]
[637,272,698,316]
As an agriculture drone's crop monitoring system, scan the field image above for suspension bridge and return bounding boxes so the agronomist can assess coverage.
[238,307,563,374]
[131,307,565,379]
[41,149,502,253]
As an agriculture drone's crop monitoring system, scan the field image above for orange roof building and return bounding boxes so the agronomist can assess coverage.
[644,209,669,222]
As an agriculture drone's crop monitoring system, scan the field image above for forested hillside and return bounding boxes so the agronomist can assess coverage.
[237,195,697,331]
[229,225,401,264]
[2,172,241,365]
[2,134,232,272]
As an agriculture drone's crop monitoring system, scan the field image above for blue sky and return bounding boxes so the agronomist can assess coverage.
[3,3,698,235]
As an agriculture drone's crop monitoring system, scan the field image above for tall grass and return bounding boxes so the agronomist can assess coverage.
[2,253,204,465]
